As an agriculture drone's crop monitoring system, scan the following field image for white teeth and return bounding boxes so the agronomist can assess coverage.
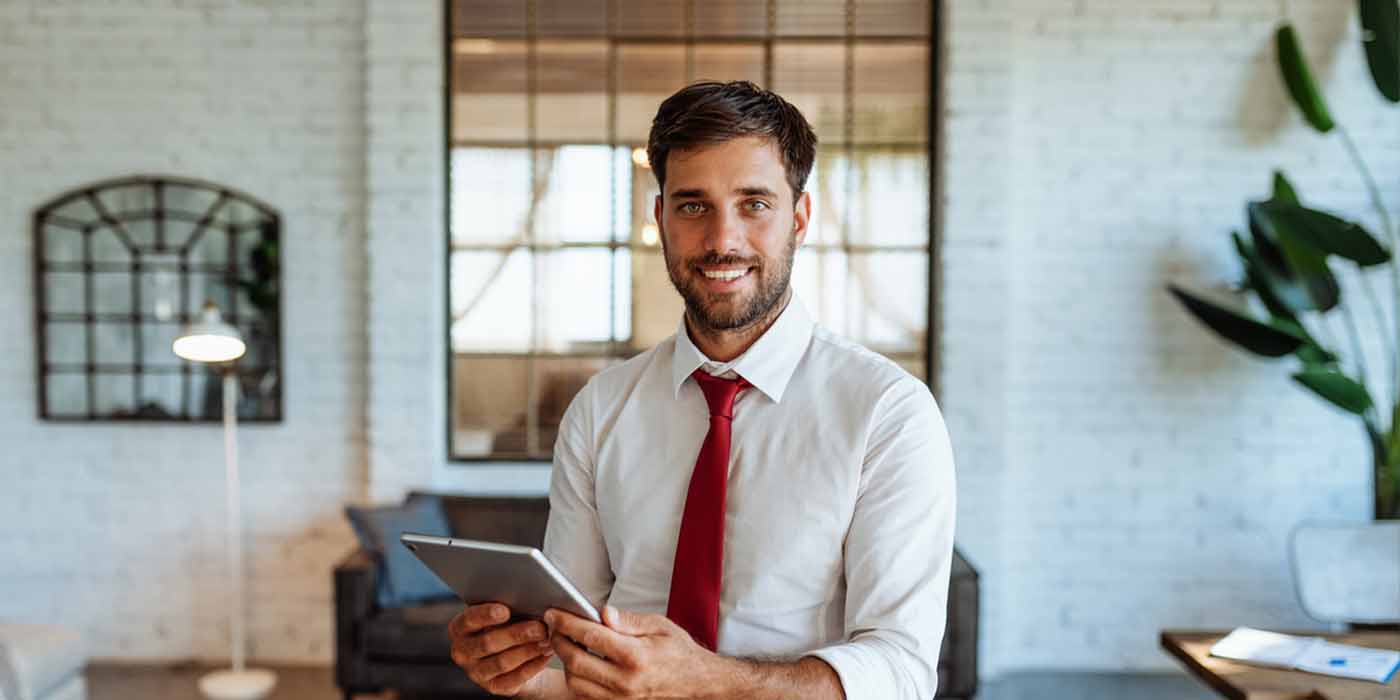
[702,269,749,281]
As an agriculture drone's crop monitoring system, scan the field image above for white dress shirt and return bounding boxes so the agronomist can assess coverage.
[543,295,957,700]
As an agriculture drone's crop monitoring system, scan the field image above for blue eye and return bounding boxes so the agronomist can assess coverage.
[679,202,705,215]
[746,200,771,211]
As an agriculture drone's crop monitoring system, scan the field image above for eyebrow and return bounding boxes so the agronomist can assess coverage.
[668,186,780,199]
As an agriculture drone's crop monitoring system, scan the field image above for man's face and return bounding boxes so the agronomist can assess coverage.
[654,135,810,332]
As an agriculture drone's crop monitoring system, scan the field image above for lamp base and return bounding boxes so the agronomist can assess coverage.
[198,668,277,700]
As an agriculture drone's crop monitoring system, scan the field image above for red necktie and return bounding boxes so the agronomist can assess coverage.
[666,368,751,651]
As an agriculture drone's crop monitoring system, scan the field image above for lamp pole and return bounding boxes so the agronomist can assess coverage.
[174,301,276,700]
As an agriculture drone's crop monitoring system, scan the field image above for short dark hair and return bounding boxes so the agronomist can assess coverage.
[646,81,817,200]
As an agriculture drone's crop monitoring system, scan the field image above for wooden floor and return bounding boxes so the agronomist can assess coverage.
[87,664,350,700]
[87,663,1215,700]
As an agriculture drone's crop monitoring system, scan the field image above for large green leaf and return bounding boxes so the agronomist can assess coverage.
[1271,170,1300,205]
[1295,342,1338,366]
[1255,200,1391,267]
[1293,366,1374,414]
[1248,202,1341,310]
[1233,231,1303,320]
[1168,284,1307,357]
[1276,24,1336,132]
[1360,0,1400,102]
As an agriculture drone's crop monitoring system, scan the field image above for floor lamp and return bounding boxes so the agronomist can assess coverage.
[173,301,277,700]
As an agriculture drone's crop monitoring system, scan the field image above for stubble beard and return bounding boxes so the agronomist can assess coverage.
[664,234,798,333]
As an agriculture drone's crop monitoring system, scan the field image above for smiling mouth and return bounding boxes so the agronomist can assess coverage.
[698,265,756,282]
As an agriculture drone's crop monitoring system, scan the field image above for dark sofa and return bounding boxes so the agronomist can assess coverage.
[335,492,979,699]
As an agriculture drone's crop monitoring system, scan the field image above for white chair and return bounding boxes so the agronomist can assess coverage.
[0,622,86,700]
[1288,521,1400,630]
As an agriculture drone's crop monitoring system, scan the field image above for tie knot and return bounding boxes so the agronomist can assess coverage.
[691,369,751,419]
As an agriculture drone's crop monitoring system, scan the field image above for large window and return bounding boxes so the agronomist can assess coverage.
[447,0,934,460]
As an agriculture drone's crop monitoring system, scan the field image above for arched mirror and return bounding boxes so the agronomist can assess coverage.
[34,176,283,421]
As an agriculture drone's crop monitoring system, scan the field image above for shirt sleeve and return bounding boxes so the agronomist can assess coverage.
[806,378,957,700]
[541,378,615,611]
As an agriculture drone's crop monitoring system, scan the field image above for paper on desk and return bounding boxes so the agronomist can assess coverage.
[1210,627,1400,684]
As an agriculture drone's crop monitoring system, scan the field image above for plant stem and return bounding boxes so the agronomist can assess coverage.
[1336,126,1400,408]
[1339,298,1381,427]
[1358,270,1396,411]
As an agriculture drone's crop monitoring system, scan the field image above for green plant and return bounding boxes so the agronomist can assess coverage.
[1168,1,1400,519]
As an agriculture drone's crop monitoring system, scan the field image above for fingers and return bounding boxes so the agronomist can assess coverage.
[463,619,548,661]
[544,609,637,665]
[490,654,554,695]
[449,603,509,639]
[564,671,616,700]
[602,605,670,636]
[546,630,618,683]
[476,639,555,682]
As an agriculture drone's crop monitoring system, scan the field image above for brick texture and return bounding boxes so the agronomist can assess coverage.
[1,0,1391,678]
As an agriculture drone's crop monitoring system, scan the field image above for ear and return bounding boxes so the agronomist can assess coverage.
[792,190,812,248]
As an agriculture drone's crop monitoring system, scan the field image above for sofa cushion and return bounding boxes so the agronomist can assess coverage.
[362,600,462,662]
[345,496,456,608]
[0,621,86,700]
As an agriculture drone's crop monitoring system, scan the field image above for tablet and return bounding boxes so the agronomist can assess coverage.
[400,533,601,623]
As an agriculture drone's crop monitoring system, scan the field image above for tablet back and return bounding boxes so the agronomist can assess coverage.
[400,534,600,623]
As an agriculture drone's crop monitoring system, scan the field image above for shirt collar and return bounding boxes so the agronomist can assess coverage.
[670,295,815,404]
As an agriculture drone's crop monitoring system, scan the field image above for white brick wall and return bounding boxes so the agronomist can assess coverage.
[1,0,1389,678]
[0,0,368,663]
[943,0,1391,676]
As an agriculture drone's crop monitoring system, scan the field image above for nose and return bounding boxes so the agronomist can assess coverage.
[703,207,744,255]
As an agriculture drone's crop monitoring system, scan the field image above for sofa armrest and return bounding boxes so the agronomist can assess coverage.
[334,547,379,688]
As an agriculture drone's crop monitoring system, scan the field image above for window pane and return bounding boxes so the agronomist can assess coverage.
[772,43,846,144]
[96,184,155,219]
[44,272,85,314]
[140,322,180,367]
[616,0,685,37]
[42,225,83,262]
[531,356,610,456]
[93,273,132,315]
[90,226,134,263]
[138,372,183,419]
[630,249,681,351]
[853,42,926,144]
[45,322,85,366]
[856,0,929,36]
[452,148,532,246]
[95,323,135,365]
[452,40,528,142]
[46,373,87,417]
[693,43,766,85]
[777,0,844,36]
[452,0,525,38]
[618,45,686,141]
[451,248,533,352]
[140,258,182,321]
[537,248,621,352]
[695,2,769,38]
[538,0,607,36]
[186,221,229,266]
[792,248,850,336]
[451,355,529,458]
[847,148,928,247]
[94,372,134,418]
[538,41,609,142]
[804,154,852,247]
[848,252,925,353]
[536,146,618,244]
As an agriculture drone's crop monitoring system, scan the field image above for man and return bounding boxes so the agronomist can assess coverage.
[448,81,956,700]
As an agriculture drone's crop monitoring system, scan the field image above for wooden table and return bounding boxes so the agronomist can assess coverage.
[1161,630,1400,700]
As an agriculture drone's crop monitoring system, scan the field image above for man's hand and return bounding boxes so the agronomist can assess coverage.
[544,605,726,699]
[448,603,555,697]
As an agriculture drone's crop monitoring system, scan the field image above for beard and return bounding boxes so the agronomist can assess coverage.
[664,234,798,332]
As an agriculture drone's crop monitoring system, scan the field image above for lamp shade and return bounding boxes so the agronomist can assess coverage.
[174,301,246,363]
